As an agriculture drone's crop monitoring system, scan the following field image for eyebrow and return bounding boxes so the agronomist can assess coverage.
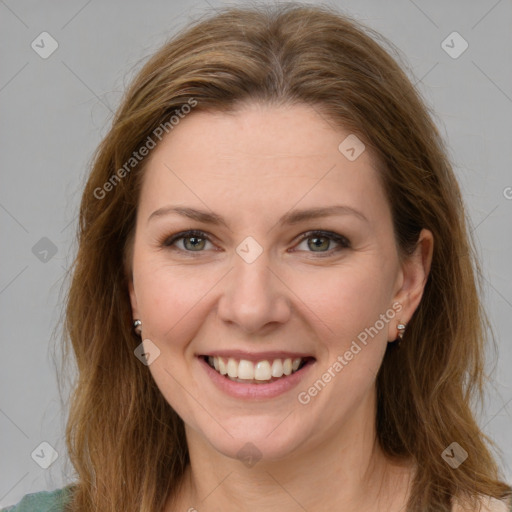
[147,204,369,226]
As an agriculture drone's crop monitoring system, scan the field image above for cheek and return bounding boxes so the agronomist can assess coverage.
[134,252,397,350]
[291,265,395,413]
[133,256,222,348]
[287,261,395,347]
[132,259,218,420]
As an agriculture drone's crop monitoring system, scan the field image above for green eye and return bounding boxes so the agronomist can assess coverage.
[296,230,351,255]
[307,235,331,251]
[162,229,350,256]
[182,235,207,251]
[162,230,212,252]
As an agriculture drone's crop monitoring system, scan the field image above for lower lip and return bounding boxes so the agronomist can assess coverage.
[197,356,315,400]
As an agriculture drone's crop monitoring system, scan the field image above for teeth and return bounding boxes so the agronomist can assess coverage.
[239,359,255,379]
[218,357,227,375]
[271,359,283,377]
[227,358,238,378]
[206,356,305,382]
[254,361,270,380]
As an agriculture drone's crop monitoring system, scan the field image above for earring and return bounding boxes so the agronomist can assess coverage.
[397,321,407,340]
[133,319,142,336]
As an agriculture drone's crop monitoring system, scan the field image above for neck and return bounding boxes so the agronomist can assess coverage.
[168,390,414,512]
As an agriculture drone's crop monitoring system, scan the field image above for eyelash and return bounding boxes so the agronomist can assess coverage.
[160,229,351,257]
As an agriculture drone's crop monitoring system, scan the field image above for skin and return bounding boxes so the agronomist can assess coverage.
[127,102,434,511]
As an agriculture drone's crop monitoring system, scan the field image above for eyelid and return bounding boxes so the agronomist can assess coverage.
[161,229,350,254]
[293,230,351,253]
[161,230,214,250]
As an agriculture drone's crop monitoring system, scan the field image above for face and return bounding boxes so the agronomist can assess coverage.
[127,102,431,463]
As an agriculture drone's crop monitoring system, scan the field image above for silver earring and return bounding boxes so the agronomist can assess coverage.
[397,322,407,340]
[133,319,142,336]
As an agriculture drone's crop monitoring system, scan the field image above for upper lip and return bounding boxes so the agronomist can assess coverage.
[198,350,315,363]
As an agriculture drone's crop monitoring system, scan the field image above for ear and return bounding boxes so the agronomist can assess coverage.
[389,228,434,340]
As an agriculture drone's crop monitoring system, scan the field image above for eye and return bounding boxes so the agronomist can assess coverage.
[161,230,214,252]
[294,230,350,256]
[160,229,351,256]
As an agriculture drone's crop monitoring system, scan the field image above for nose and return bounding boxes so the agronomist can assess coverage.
[216,248,291,334]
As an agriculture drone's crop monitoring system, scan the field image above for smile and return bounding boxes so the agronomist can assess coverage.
[201,355,312,383]
[197,353,316,400]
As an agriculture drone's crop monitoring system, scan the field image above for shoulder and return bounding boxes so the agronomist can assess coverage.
[1,485,73,512]
[452,495,512,512]
[481,497,512,512]
[479,497,512,512]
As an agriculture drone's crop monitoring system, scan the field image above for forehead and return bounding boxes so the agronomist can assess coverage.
[138,103,390,224]
[147,103,371,168]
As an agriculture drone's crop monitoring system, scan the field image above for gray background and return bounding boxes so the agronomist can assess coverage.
[1,0,511,507]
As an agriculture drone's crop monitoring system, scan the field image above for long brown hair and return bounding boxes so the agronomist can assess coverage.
[59,3,511,511]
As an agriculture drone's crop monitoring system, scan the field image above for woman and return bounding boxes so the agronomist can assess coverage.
[3,3,511,511]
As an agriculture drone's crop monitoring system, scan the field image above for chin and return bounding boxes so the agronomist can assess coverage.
[193,413,312,463]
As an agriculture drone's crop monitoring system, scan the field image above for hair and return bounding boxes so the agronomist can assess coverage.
[59,3,511,511]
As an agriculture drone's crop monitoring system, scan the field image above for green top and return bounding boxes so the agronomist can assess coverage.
[1,486,73,512]
[2,486,511,511]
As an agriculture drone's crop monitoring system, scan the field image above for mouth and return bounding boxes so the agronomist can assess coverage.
[199,354,315,384]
